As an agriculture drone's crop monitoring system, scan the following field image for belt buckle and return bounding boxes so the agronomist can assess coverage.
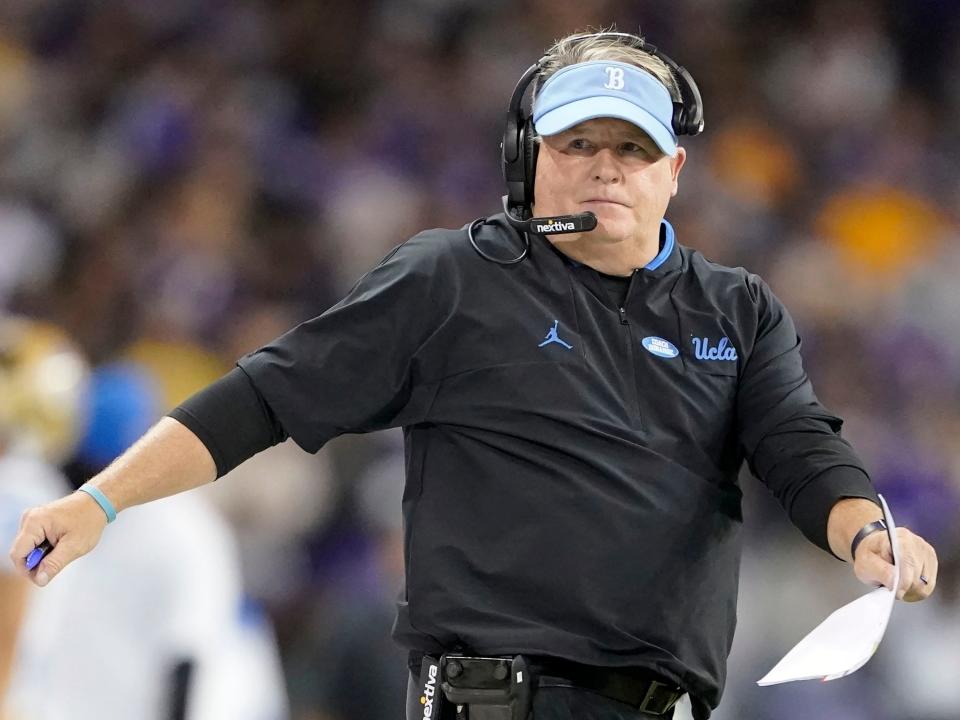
[638,679,681,715]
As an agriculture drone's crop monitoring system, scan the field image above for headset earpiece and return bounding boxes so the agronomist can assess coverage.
[522,117,538,207]
[647,48,704,136]
[672,103,687,136]
[501,62,542,220]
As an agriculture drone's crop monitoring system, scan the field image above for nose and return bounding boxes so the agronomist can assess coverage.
[590,147,622,183]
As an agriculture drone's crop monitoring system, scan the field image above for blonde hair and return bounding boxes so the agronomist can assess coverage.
[534,28,679,100]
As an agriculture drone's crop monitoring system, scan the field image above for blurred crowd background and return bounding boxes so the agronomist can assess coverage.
[1,0,959,718]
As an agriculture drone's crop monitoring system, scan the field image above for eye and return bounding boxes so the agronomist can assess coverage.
[621,142,649,154]
[569,138,593,150]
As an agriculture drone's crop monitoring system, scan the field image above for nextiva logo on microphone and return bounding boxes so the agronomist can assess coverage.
[533,219,576,233]
[642,336,679,358]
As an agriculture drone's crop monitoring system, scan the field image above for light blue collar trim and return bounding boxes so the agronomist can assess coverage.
[552,218,675,271]
[645,219,675,271]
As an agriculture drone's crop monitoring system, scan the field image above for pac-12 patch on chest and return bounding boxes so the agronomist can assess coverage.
[691,336,737,361]
[641,336,680,359]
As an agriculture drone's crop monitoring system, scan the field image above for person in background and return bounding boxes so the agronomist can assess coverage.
[0,316,87,718]
[4,352,289,720]
[284,431,408,720]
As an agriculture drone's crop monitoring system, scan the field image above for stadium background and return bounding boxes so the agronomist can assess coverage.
[1,0,959,718]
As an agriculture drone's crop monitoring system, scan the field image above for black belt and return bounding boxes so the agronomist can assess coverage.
[528,656,683,716]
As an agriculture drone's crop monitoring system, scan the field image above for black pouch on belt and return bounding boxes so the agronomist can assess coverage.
[436,654,534,720]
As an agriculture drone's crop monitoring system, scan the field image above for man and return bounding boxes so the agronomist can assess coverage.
[8,31,938,720]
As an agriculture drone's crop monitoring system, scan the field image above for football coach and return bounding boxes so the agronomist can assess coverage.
[10,30,938,720]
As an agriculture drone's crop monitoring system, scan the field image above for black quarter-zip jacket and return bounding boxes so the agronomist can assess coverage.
[176,213,878,715]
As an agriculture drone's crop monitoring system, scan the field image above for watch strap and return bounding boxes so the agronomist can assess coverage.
[850,518,887,561]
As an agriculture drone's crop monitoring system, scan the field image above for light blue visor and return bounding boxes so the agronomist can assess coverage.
[532,60,677,156]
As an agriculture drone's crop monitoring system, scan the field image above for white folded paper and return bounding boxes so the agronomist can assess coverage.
[757,494,900,685]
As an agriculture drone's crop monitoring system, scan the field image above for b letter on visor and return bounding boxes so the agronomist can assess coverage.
[532,60,678,156]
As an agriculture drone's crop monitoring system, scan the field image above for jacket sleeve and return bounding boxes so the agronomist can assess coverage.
[237,231,456,453]
[736,275,879,555]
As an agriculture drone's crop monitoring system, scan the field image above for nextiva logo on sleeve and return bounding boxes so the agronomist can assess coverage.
[641,336,679,359]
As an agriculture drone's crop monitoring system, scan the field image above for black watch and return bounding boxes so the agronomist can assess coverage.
[850,519,887,561]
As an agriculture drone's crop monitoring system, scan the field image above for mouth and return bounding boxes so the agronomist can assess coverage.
[581,199,630,208]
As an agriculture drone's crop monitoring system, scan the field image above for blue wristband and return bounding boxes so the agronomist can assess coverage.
[78,484,117,524]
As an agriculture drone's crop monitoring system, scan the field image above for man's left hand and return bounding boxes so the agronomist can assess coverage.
[853,526,938,601]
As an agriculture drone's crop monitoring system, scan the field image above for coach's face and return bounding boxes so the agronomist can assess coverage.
[532,117,686,251]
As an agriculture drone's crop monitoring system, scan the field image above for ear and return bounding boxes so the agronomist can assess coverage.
[669,147,687,197]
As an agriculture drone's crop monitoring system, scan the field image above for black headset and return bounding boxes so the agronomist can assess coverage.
[501,31,705,223]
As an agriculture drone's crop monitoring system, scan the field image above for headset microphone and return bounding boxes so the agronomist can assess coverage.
[468,200,598,266]
[500,196,597,235]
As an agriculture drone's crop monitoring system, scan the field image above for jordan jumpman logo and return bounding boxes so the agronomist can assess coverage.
[538,320,573,350]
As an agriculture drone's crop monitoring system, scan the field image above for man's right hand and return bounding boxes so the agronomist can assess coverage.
[8,417,220,587]
[8,491,109,587]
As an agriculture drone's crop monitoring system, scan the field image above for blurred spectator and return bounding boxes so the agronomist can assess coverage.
[284,431,407,720]
[0,317,85,711]
[6,357,289,720]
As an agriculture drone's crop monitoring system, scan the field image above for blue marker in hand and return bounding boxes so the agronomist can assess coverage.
[25,540,52,572]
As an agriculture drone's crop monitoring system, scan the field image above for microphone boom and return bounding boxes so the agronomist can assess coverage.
[501,196,597,235]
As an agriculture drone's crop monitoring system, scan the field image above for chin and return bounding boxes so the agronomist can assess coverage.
[591,220,635,244]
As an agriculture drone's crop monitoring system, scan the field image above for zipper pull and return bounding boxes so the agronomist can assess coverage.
[618,307,628,325]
